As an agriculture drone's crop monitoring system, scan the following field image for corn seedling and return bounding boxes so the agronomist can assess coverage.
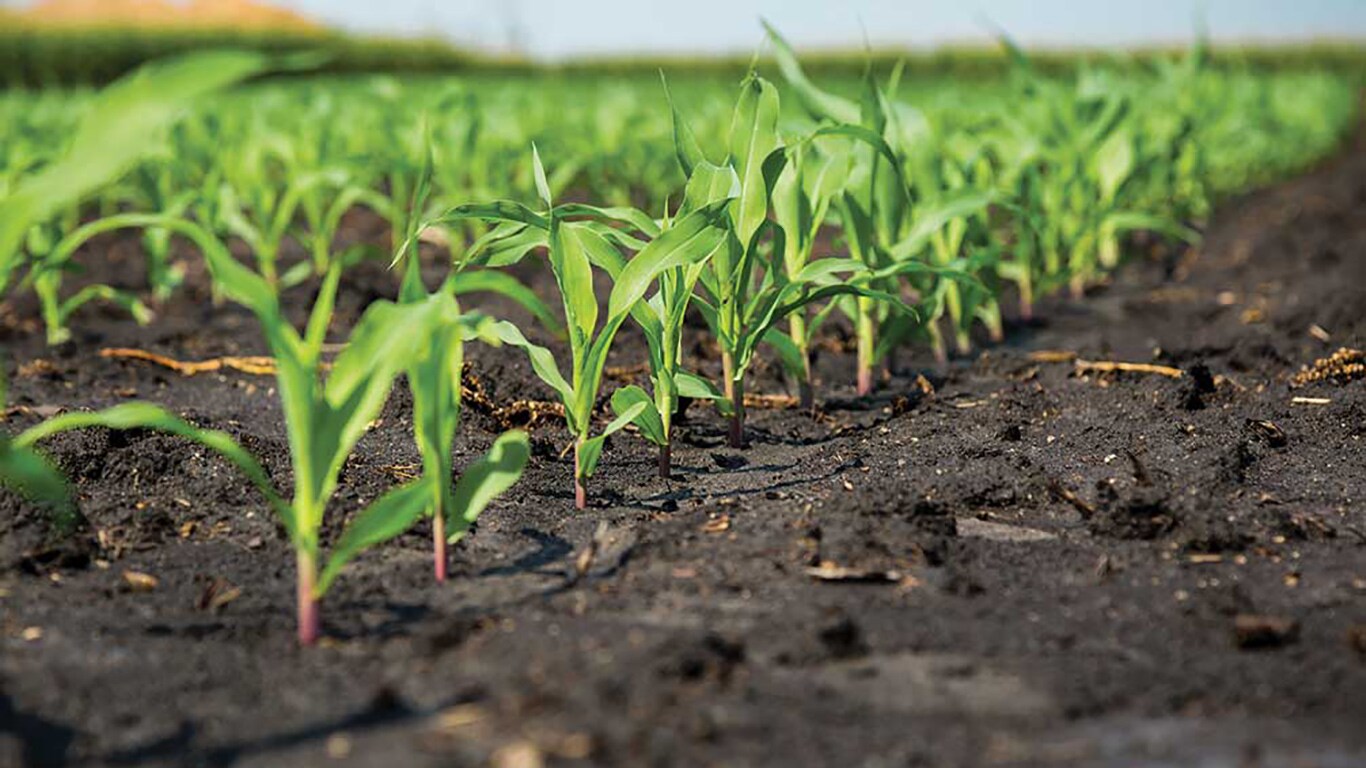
[393,145,531,581]
[767,23,995,375]
[992,38,1200,300]
[436,146,731,506]
[199,214,494,644]
[673,71,928,439]
[606,202,731,478]
[768,138,851,409]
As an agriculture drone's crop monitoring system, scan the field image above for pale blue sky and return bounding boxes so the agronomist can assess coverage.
[7,0,1366,58]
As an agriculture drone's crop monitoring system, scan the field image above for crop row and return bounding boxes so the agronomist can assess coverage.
[0,29,1357,644]
[5,24,1366,88]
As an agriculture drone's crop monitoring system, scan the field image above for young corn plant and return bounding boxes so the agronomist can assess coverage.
[766,22,995,377]
[607,204,730,479]
[768,138,851,409]
[895,140,1007,360]
[401,294,529,582]
[435,147,731,507]
[425,137,720,481]
[392,152,531,581]
[993,40,1199,300]
[129,155,197,302]
[210,159,343,289]
[398,279,531,582]
[668,73,904,442]
[25,213,162,344]
[199,220,517,644]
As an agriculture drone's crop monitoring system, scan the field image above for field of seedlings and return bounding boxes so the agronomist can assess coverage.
[1,26,1364,767]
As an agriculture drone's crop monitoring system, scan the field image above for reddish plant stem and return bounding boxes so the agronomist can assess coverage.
[574,441,587,510]
[296,550,319,647]
[856,366,873,398]
[433,512,447,583]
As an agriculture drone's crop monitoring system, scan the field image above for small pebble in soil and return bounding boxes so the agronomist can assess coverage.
[711,453,747,470]
[1348,625,1366,660]
[492,740,544,768]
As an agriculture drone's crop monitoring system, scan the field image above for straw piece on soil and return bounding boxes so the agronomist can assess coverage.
[1075,360,1185,379]
[100,347,277,376]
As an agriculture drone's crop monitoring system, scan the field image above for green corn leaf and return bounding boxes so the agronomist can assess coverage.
[762,20,861,124]
[1102,211,1200,243]
[554,203,661,238]
[452,268,565,338]
[728,75,783,249]
[791,257,868,283]
[551,220,599,347]
[317,479,432,595]
[302,261,344,357]
[448,430,530,533]
[0,440,79,528]
[532,143,553,208]
[661,72,707,176]
[869,260,987,293]
[887,191,999,262]
[681,161,741,214]
[0,50,274,268]
[762,326,807,378]
[437,200,550,231]
[741,283,913,371]
[577,399,648,479]
[490,321,577,424]
[607,200,730,321]
[610,386,665,446]
[1095,129,1135,201]
[675,371,724,401]
[15,402,291,538]
[570,223,629,276]
[466,222,548,268]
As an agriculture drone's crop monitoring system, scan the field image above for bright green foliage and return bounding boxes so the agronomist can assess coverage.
[986,43,1201,307]
[392,141,530,579]
[671,73,912,441]
[197,215,499,641]
[433,147,732,505]
[767,137,850,407]
[605,204,730,477]
[0,49,273,344]
[767,24,996,379]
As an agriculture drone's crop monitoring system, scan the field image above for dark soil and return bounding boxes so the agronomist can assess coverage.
[2,137,1366,768]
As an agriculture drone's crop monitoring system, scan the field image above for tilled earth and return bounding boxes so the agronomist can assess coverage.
[1,137,1365,767]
